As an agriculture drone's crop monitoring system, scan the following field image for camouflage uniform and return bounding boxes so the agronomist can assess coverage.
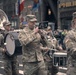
[64,29,76,75]
[40,29,58,75]
[2,22,19,75]
[64,12,76,75]
[18,26,47,75]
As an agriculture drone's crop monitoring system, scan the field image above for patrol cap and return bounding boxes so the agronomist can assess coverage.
[3,21,11,26]
[30,18,37,22]
[72,12,76,19]
[26,14,37,22]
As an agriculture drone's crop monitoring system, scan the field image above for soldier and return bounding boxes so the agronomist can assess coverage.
[18,14,47,75]
[64,12,76,75]
[40,26,59,75]
[45,26,62,51]
[2,21,19,75]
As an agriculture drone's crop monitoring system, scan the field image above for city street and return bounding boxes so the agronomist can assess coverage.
[0,53,23,75]
[0,53,66,75]
[0,0,75,75]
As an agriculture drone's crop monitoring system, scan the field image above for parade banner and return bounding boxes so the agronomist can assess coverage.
[32,0,40,11]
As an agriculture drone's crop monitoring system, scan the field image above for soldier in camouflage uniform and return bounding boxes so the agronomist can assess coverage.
[64,12,76,75]
[2,21,19,75]
[18,14,47,75]
[46,26,63,51]
[40,26,59,75]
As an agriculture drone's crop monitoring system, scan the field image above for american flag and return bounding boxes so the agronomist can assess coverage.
[16,0,25,16]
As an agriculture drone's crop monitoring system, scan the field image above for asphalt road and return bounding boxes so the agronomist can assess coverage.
[0,53,66,75]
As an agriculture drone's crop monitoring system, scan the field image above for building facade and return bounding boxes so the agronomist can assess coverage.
[0,0,36,29]
[0,0,58,29]
[23,0,58,29]
[0,0,19,29]
[58,0,76,30]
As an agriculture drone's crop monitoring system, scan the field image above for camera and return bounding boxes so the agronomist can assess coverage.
[35,21,48,29]
[35,21,55,31]
[38,21,48,29]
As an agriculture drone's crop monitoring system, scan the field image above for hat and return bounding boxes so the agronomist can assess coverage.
[30,18,37,22]
[72,12,76,19]
[3,21,11,26]
[26,14,37,22]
